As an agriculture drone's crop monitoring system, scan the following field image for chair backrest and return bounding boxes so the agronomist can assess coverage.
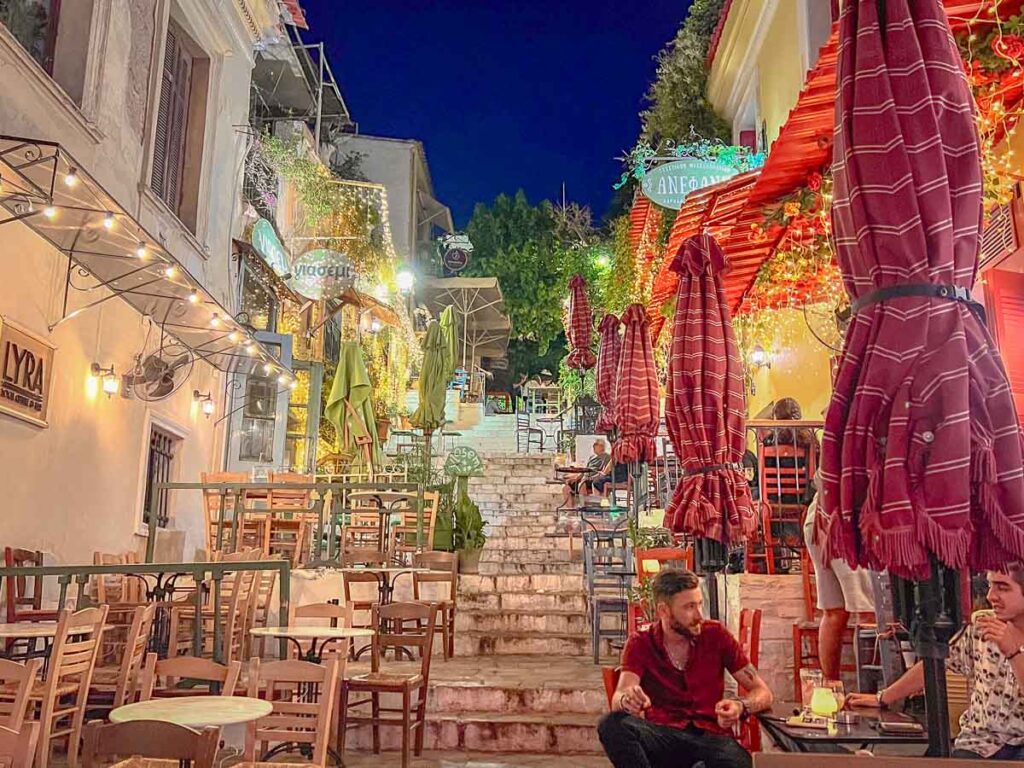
[201,471,250,553]
[111,604,158,707]
[44,607,109,710]
[4,547,44,622]
[267,471,314,510]
[138,653,242,699]
[583,531,631,593]
[246,658,340,767]
[342,547,389,567]
[634,547,693,584]
[81,719,220,768]
[0,723,37,768]
[947,671,970,737]
[413,551,458,602]
[92,551,144,604]
[393,491,441,553]
[601,666,620,710]
[737,608,763,680]
[801,550,819,622]
[759,444,814,502]
[292,601,351,627]
[372,602,437,679]
[0,659,41,731]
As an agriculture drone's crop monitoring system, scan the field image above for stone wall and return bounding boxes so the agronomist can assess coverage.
[718,573,805,701]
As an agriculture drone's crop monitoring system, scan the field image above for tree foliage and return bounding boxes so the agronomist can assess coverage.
[641,0,731,144]
[464,191,604,372]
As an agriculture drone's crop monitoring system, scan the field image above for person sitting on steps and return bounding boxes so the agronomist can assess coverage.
[560,439,608,509]
[599,569,774,768]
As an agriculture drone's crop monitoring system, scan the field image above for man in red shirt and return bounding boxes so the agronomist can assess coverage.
[599,569,774,768]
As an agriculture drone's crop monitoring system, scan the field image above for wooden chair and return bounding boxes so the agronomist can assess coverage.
[737,608,763,752]
[601,666,620,709]
[27,606,109,768]
[166,564,257,665]
[412,551,458,660]
[0,659,42,732]
[0,723,38,768]
[92,551,145,605]
[81,719,219,768]
[634,547,694,583]
[3,548,57,659]
[248,566,280,658]
[758,444,814,573]
[137,654,242,699]
[201,471,251,554]
[286,602,354,661]
[339,602,438,768]
[343,568,386,634]
[515,412,544,453]
[947,670,969,737]
[90,603,157,710]
[391,491,441,561]
[245,657,340,766]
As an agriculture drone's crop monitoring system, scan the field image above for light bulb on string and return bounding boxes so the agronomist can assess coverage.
[163,265,177,279]
[64,168,79,187]
[136,243,148,259]
[188,289,200,305]
[103,212,115,230]
[43,206,56,219]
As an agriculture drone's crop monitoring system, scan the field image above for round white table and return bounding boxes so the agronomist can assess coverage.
[250,625,374,663]
[109,695,272,728]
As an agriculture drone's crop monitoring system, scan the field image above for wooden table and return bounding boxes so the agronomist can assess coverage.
[757,702,929,753]
[348,491,418,555]
[249,625,374,663]
[339,566,428,606]
[110,695,272,729]
[0,623,59,640]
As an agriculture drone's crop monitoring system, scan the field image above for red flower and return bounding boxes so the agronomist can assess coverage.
[807,172,823,192]
[993,34,1024,62]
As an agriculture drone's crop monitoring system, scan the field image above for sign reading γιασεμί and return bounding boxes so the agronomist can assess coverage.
[287,249,357,301]
[0,318,54,428]
[640,158,740,210]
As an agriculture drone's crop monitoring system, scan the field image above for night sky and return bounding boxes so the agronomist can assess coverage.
[299,0,692,227]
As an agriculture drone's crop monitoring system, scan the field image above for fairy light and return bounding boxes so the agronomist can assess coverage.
[163,265,177,279]
[103,212,115,230]
[42,206,56,219]
[188,289,199,304]
[209,313,221,328]
[63,168,78,187]
[228,331,241,344]
[136,243,148,259]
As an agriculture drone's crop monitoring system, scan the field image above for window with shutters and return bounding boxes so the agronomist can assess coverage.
[149,20,208,232]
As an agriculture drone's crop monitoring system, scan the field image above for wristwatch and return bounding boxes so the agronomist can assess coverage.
[739,699,751,720]
[876,689,888,709]
[1008,645,1024,661]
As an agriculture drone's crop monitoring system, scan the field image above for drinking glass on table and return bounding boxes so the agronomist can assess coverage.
[800,668,822,706]
[827,679,846,710]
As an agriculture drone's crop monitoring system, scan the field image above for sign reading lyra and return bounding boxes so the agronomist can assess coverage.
[0,318,54,428]
[641,158,740,210]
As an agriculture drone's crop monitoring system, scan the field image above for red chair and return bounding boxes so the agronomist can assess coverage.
[626,548,695,636]
[4,548,58,658]
[737,608,763,752]
[757,444,815,573]
[602,666,620,709]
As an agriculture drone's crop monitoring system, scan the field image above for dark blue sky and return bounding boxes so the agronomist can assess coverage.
[300,0,691,226]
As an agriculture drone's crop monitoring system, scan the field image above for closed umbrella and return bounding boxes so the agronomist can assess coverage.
[824,0,1024,754]
[324,341,382,471]
[613,304,659,467]
[566,274,596,370]
[595,314,622,434]
[411,321,449,548]
[665,235,755,545]
[439,305,458,380]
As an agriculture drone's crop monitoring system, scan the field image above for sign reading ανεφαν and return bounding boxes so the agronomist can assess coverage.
[640,158,740,210]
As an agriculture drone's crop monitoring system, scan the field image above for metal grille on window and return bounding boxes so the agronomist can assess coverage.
[145,427,178,528]
[980,202,1018,270]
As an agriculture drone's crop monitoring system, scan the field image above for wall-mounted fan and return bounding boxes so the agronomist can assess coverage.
[803,300,851,353]
[125,343,194,401]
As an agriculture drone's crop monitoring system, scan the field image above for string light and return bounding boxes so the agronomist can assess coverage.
[228,331,241,343]
[102,212,115,230]
[188,289,200,304]
[136,243,148,259]
[163,265,177,279]
[42,206,56,219]
[63,168,78,187]
[209,313,221,328]
[263,362,275,374]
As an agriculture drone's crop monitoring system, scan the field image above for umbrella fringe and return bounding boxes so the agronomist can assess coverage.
[978,481,1024,565]
[567,349,597,369]
[614,434,655,464]
[668,473,755,545]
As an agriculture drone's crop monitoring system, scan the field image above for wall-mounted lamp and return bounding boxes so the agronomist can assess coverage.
[749,344,772,371]
[193,390,214,417]
[90,363,119,398]
[369,318,382,334]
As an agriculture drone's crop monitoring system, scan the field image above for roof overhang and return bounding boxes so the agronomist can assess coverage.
[0,135,291,376]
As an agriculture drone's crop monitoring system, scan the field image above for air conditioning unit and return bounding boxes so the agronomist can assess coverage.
[980,184,1023,270]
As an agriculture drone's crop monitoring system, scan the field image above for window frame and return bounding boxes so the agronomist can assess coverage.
[135,412,189,535]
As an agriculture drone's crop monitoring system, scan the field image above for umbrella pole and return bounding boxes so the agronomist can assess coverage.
[695,538,726,621]
[418,428,433,553]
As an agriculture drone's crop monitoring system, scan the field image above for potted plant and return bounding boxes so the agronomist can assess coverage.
[452,474,487,572]
[371,399,391,443]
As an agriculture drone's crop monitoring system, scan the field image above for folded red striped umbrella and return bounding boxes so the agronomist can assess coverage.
[822,0,1024,579]
[566,275,596,370]
[613,304,659,464]
[665,235,755,543]
[595,314,622,433]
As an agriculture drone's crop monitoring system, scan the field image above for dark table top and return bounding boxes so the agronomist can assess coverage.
[757,702,928,749]
[554,466,591,473]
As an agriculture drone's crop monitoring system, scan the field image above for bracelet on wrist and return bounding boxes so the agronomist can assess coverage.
[876,689,888,709]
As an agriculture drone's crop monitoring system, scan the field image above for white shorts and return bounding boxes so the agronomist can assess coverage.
[803,500,876,613]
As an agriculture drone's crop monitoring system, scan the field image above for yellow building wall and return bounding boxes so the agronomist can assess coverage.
[745,309,834,421]
[756,2,806,144]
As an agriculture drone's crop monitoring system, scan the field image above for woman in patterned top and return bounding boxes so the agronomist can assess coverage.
[849,566,1024,759]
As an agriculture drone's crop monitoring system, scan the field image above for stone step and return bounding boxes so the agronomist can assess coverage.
[456,608,590,635]
[484,535,572,551]
[478,560,582,576]
[479,548,580,565]
[488,525,562,539]
[459,590,588,612]
[430,681,605,717]
[454,630,610,657]
[458,573,586,594]
[344,712,604,754]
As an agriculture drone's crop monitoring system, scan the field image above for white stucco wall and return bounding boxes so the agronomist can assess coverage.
[0,0,278,565]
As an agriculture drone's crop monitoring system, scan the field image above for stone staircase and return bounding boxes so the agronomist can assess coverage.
[347,449,610,762]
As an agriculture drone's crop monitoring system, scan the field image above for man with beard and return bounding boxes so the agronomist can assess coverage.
[598,570,774,768]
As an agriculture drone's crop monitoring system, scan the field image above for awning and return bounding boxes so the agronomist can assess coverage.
[418,190,454,233]
[0,135,292,377]
[714,0,1024,312]
[279,0,308,29]
[232,239,304,305]
[421,277,512,364]
[335,288,401,329]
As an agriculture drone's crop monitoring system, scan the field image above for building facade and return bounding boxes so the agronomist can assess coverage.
[0,0,289,563]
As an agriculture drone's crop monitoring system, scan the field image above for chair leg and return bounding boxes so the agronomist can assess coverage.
[338,685,350,757]
[792,624,803,706]
[35,704,52,768]
[415,687,428,756]
[440,613,450,662]
[448,608,456,659]
[402,688,412,768]
[372,691,381,754]
[592,605,600,664]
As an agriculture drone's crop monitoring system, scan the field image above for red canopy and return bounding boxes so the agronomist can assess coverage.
[822,0,1024,579]
[595,314,622,434]
[612,304,659,464]
[566,275,596,370]
[665,235,755,543]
